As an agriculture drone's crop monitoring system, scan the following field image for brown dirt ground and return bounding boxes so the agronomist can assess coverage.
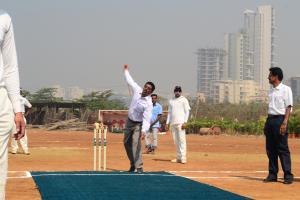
[6,129,300,200]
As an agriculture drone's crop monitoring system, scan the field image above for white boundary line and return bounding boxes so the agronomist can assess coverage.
[186,176,300,179]
[30,147,89,150]
[186,177,263,179]
[8,176,30,179]
[9,170,267,173]
[169,170,268,173]
[7,171,31,179]
[8,171,28,173]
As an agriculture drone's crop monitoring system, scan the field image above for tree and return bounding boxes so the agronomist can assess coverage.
[76,90,126,111]
[30,88,63,102]
[20,89,31,98]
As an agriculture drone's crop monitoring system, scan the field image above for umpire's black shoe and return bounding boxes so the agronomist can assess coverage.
[128,166,135,173]
[283,174,294,184]
[263,176,277,182]
[136,168,143,174]
[283,179,293,184]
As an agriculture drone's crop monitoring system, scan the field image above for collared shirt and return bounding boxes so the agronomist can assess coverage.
[166,96,191,125]
[0,11,21,113]
[124,70,153,133]
[151,102,162,128]
[268,83,293,115]
[20,96,32,113]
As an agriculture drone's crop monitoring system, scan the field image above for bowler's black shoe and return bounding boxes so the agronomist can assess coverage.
[283,178,293,184]
[136,168,143,174]
[128,166,135,172]
[263,176,277,182]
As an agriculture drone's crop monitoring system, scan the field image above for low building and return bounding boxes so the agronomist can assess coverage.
[211,80,262,104]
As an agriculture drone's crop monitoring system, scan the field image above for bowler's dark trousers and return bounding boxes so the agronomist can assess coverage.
[124,118,143,169]
[264,115,293,180]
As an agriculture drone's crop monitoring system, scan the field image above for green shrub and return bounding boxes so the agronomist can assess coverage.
[289,109,300,134]
[187,118,264,135]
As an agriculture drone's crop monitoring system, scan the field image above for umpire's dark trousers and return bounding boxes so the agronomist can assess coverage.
[123,118,143,169]
[264,115,293,179]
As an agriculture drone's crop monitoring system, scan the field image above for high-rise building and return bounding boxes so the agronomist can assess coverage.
[224,31,250,81]
[197,5,275,104]
[196,48,226,101]
[254,5,276,92]
[290,76,300,103]
[225,5,275,92]
[243,9,256,80]
[224,10,256,82]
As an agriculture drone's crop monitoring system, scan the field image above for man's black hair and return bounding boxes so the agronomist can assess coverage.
[174,86,182,92]
[269,67,283,81]
[145,81,155,92]
[151,94,158,97]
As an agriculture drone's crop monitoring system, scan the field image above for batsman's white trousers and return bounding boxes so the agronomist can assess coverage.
[11,116,28,153]
[171,124,187,162]
[0,88,14,200]
[145,127,159,148]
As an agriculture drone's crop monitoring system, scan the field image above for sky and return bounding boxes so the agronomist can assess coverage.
[2,0,300,97]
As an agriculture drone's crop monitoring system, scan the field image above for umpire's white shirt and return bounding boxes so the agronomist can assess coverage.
[0,10,21,113]
[268,83,293,115]
[124,70,152,133]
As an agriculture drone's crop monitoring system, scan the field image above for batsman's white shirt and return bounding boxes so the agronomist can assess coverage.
[0,10,21,113]
[166,96,191,125]
[20,96,32,113]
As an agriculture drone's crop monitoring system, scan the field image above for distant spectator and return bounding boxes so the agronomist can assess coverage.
[144,94,162,154]
[11,91,32,155]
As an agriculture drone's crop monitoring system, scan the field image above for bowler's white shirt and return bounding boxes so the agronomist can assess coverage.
[268,83,293,115]
[124,70,152,133]
[20,96,32,113]
[0,10,21,113]
[166,96,191,125]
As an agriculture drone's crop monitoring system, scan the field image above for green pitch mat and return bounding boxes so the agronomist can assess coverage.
[31,171,251,200]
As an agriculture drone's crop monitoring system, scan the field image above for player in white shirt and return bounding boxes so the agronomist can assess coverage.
[11,92,32,155]
[263,67,293,184]
[166,86,190,164]
[123,64,154,173]
[0,10,25,200]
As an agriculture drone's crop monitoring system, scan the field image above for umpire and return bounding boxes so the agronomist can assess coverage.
[264,67,294,184]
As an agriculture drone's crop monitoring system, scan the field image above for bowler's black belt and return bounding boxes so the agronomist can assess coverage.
[128,118,142,123]
[267,114,285,119]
